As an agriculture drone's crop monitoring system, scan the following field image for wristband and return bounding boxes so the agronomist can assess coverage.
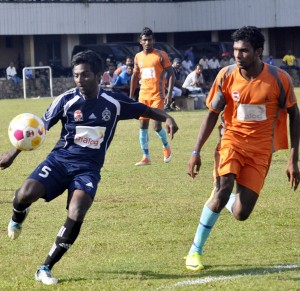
[192,151,200,155]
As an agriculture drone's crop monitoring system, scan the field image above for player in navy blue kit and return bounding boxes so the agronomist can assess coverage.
[0,50,179,285]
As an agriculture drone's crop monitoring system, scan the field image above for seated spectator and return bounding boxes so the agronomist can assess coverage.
[182,64,208,109]
[25,65,36,92]
[113,64,134,95]
[208,56,221,79]
[114,56,134,76]
[6,61,21,88]
[199,55,210,83]
[168,58,189,111]
[265,55,275,66]
[229,54,235,65]
[220,56,230,68]
[182,64,207,92]
[101,63,118,90]
[182,55,193,74]
[36,61,50,93]
[281,50,299,70]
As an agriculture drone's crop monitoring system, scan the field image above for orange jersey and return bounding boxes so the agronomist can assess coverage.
[133,49,171,101]
[206,64,297,154]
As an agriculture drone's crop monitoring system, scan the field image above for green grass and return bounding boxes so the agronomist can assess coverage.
[0,93,299,290]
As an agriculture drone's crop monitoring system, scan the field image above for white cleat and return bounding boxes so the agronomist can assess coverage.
[35,265,58,285]
[7,208,30,240]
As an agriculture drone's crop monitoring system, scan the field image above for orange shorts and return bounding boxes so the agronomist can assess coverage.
[215,144,272,195]
[139,99,164,120]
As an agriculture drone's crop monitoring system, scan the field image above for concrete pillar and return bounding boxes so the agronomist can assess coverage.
[261,28,269,57]
[61,35,79,67]
[97,34,107,44]
[211,31,219,42]
[23,35,35,66]
[167,33,175,45]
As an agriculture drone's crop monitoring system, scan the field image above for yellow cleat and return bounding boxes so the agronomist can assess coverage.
[185,253,204,271]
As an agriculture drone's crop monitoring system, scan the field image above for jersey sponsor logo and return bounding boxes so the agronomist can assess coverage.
[74,110,83,121]
[102,108,111,122]
[74,126,106,149]
[141,67,155,79]
[237,104,266,121]
[232,91,240,102]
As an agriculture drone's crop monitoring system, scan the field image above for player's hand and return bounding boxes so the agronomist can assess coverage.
[187,154,201,179]
[285,160,300,191]
[164,95,172,106]
[0,149,20,170]
[165,117,179,140]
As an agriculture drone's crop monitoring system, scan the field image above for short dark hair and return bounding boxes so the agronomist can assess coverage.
[140,27,153,39]
[71,50,102,75]
[231,26,265,51]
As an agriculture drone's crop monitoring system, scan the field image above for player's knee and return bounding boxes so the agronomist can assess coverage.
[233,209,251,221]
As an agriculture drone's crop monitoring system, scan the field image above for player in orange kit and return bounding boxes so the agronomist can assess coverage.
[130,27,175,166]
[185,26,300,270]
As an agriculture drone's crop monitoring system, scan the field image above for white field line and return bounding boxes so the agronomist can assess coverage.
[159,264,300,289]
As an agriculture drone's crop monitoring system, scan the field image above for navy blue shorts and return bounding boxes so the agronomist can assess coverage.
[29,152,101,202]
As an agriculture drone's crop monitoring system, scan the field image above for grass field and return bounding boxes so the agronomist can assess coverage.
[0,92,299,290]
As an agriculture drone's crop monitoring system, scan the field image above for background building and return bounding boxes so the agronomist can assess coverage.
[0,0,299,75]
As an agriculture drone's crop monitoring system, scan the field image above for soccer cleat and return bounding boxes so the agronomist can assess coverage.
[135,157,151,166]
[185,252,205,271]
[163,147,172,163]
[35,265,58,285]
[7,208,30,240]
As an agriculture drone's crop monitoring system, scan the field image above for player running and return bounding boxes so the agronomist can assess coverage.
[185,26,300,271]
[130,27,175,166]
[0,50,178,285]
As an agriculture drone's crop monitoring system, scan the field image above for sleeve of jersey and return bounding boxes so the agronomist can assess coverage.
[281,70,297,108]
[42,95,65,130]
[161,51,172,68]
[206,68,228,113]
[112,92,147,120]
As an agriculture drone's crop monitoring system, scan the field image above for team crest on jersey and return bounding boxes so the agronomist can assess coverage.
[74,110,83,121]
[102,108,111,122]
[232,91,240,102]
[138,61,143,68]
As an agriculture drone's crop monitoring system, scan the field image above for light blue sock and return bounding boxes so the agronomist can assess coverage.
[155,128,169,148]
[225,193,236,214]
[189,205,220,255]
[140,129,150,158]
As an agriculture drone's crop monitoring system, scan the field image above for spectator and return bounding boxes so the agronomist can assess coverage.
[208,56,221,79]
[114,56,134,76]
[199,56,210,83]
[182,55,193,74]
[169,58,188,111]
[25,65,36,92]
[184,46,195,67]
[282,50,298,69]
[36,61,49,93]
[182,64,207,92]
[6,61,21,88]
[229,54,235,65]
[265,55,275,66]
[100,63,118,90]
[113,64,134,95]
[220,56,230,68]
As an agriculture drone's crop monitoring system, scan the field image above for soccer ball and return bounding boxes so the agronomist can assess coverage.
[8,113,46,151]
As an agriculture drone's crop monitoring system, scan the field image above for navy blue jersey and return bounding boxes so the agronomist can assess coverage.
[42,87,147,170]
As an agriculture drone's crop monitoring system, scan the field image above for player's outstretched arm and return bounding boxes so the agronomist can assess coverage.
[0,148,21,170]
[141,107,179,140]
[286,104,300,191]
[187,110,219,179]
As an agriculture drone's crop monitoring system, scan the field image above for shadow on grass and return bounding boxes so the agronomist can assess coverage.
[57,263,300,284]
